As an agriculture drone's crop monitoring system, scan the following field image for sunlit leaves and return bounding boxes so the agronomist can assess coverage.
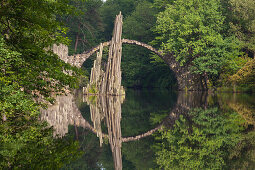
[0,0,83,101]
[230,58,255,85]
[0,1,84,168]
[154,0,241,77]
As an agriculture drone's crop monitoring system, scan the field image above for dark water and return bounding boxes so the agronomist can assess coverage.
[40,89,255,170]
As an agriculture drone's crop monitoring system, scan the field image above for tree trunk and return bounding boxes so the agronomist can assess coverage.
[74,24,80,53]
[75,125,79,141]
[203,72,209,90]
[74,34,79,53]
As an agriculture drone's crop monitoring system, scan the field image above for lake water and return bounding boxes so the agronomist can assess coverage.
[41,89,255,169]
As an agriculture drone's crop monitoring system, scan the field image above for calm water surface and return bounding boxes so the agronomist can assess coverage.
[41,89,255,169]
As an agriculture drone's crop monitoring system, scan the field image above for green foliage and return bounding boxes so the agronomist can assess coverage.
[0,38,81,101]
[61,0,104,54]
[88,83,98,94]
[226,56,252,75]
[154,0,242,78]
[228,131,255,169]
[0,1,82,101]
[122,45,176,88]
[191,36,242,76]
[0,1,84,168]
[0,85,82,169]
[154,107,246,169]
[88,95,98,105]
[99,0,141,40]
[122,137,157,170]
[0,0,72,47]
[121,1,177,88]
[230,58,255,85]
[221,54,251,81]
[0,85,39,124]
[0,127,81,169]
[228,0,255,56]
[123,1,157,43]
[0,37,23,86]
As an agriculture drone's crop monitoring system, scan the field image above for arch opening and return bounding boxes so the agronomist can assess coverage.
[80,39,178,90]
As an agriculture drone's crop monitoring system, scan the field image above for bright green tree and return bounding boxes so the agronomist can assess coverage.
[0,1,84,168]
[154,0,241,84]
[0,0,82,100]
[216,0,255,87]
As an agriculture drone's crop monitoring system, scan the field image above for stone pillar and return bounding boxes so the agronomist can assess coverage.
[83,43,104,94]
[101,12,125,96]
[162,54,204,91]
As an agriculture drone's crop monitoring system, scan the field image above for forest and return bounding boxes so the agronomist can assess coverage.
[0,0,255,169]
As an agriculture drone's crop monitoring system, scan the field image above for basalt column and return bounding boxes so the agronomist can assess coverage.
[101,12,125,96]
[83,43,104,94]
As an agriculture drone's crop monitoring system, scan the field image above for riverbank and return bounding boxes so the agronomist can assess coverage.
[216,85,255,94]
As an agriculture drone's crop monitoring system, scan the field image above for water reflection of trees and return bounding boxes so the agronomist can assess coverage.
[218,93,255,125]
[1,112,81,169]
[83,91,209,170]
[154,93,255,170]
[40,91,255,169]
[40,91,209,169]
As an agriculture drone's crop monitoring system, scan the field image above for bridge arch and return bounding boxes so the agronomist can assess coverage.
[71,39,172,69]
[56,39,203,91]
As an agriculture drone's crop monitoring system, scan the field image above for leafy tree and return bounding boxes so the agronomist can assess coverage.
[217,0,255,88]
[227,0,255,58]
[216,54,251,87]
[0,37,82,168]
[230,58,255,92]
[0,0,82,101]
[153,0,241,84]
[154,107,246,169]
[0,1,84,168]
[123,1,157,43]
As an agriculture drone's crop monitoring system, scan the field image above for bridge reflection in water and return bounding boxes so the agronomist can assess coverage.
[40,91,208,170]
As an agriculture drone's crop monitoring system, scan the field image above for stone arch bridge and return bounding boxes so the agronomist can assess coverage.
[54,13,202,91]
[54,38,202,91]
